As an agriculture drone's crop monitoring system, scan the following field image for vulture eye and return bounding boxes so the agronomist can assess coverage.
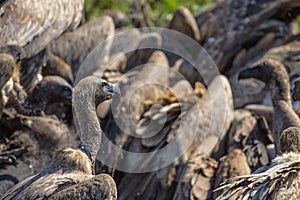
[62,86,72,97]
[102,82,109,88]
[63,86,70,91]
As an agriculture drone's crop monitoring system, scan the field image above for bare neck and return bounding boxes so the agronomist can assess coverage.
[73,78,103,167]
[269,75,291,107]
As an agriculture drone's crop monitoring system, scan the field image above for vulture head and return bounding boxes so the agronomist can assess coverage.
[94,79,121,106]
[32,75,73,105]
[238,59,289,85]
[238,58,291,104]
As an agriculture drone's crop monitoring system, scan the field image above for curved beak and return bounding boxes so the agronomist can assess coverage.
[238,68,254,80]
[109,83,121,96]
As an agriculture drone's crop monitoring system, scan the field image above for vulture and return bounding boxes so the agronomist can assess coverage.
[1,76,119,199]
[217,126,300,200]
[87,18,233,197]
[238,58,300,153]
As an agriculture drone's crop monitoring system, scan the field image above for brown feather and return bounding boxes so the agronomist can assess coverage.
[0,0,84,58]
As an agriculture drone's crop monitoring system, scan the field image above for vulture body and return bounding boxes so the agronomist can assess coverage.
[1,77,119,199]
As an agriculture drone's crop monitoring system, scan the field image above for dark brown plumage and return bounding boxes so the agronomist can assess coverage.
[125,32,162,72]
[238,59,290,102]
[239,58,300,153]
[46,15,115,78]
[1,76,119,199]
[0,108,78,193]
[232,35,300,107]
[216,126,300,200]
[8,76,73,116]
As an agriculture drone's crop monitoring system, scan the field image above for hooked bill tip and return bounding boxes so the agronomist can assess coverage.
[110,83,121,96]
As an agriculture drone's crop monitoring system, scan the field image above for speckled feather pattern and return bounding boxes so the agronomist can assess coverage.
[0,0,84,57]
[0,148,93,199]
[1,148,117,199]
[217,152,300,200]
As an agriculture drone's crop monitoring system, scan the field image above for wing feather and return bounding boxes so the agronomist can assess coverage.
[0,0,84,57]
[0,172,91,200]
[217,158,300,200]
[49,174,117,200]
